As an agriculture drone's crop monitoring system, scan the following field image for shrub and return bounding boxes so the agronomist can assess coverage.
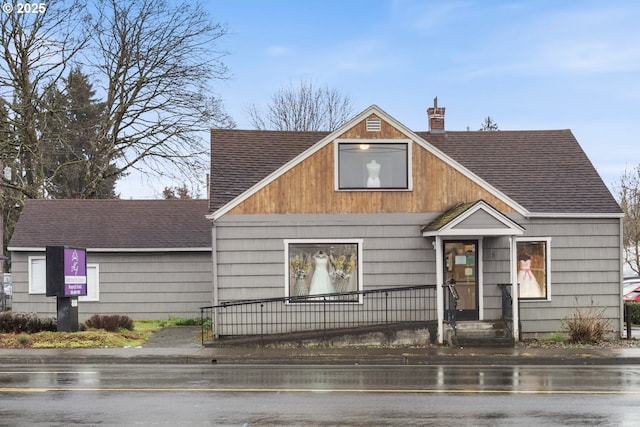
[624,302,640,325]
[0,312,57,333]
[17,334,30,346]
[562,298,611,344]
[165,316,202,327]
[82,314,134,332]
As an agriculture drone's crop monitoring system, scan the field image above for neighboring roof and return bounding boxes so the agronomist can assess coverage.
[209,129,329,210]
[9,199,211,251]
[209,117,621,216]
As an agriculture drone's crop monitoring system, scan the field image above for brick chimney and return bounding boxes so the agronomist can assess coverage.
[427,97,445,133]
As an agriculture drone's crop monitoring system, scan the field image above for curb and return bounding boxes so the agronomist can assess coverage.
[3,352,640,366]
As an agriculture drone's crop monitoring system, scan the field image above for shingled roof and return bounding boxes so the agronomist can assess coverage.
[9,199,211,250]
[419,130,621,214]
[209,129,329,210]
[209,127,621,215]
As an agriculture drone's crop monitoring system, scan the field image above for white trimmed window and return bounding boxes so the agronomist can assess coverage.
[28,256,46,294]
[336,141,411,190]
[28,256,100,301]
[516,238,552,301]
[284,239,363,303]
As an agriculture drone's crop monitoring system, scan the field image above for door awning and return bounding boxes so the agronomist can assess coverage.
[422,200,524,237]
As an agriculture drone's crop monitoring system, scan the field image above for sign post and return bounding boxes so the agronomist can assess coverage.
[46,246,87,332]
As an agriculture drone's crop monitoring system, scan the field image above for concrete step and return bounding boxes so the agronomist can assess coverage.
[451,336,515,347]
[447,321,514,347]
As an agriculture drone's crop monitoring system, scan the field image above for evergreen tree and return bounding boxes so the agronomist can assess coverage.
[40,67,118,198]
[479,116,499,131]
[162,184,195,199]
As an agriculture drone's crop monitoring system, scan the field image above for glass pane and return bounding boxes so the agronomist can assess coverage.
[444,242,477,311]
[338,143,408,189]
[80,266,98,301]
[517,241,547,299]
[30,258,46,293]
[288,242,358,302]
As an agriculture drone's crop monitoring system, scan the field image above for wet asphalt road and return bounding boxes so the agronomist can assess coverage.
[1,364,639,426]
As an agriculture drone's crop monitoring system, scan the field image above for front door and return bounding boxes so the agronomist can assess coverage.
[444,241,479,321]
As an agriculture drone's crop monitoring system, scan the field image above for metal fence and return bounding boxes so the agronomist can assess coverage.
[200,284,437,345]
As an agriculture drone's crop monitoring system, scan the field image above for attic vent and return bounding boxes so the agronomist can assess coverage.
[366,118,381,132]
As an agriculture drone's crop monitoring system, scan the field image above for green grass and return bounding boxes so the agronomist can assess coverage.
[539,332,568,344]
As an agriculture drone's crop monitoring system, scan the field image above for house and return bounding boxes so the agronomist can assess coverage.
[208,102,624,342]
[7,101,623,343]
[8,199,212,321]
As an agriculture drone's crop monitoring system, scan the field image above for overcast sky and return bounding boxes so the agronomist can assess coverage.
[117,0,639,198]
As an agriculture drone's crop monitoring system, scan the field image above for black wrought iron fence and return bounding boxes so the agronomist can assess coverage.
[497,283,517,339]
[200,284,437,345]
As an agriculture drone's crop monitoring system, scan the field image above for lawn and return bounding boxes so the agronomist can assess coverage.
[0,320,167,349]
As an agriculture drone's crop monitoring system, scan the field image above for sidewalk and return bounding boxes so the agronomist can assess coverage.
[1,327,640,366]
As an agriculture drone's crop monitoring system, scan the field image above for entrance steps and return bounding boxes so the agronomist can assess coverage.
[445,321,514,347]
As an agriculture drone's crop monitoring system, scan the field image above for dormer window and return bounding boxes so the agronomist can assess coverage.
[336,140,411,190]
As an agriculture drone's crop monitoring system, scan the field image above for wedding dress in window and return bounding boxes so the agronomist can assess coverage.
[518,256,543,298]
[308,251,334,296]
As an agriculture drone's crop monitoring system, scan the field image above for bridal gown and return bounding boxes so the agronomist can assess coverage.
[308,254,334,296]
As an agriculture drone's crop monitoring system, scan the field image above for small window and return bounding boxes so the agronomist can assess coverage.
[28,256,46,294]
[28,256,100,301]
[80,264,99,302]
[337,142,410,190]
[516,238,551,300]
[285,239,363,303]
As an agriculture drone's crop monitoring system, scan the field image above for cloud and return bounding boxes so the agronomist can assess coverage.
[532,41,640,74]
[265,45,293,56]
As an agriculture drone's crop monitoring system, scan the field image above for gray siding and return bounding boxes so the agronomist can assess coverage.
[455,210,509,229]
[482,236,512,320]
[10,251,212,321]
[216,213,622,338]
[509,216,622,338]
[215,213,439,301]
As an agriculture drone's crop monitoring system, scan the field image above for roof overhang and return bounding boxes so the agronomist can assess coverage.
[422,200,525,237]
[8,247,212,253]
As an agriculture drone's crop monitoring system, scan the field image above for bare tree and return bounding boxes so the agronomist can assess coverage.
[0,0,88,199]
[84,0,235,197]
[248,80,353,131]
[619,165,640,275]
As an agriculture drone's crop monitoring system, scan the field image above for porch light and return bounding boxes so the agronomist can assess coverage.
[359,144,370,150]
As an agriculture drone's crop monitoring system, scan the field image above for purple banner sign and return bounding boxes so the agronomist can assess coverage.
[64,248,87,296]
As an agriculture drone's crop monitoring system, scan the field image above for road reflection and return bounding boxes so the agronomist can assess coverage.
[6,364,638,394]
[1,365,639,426]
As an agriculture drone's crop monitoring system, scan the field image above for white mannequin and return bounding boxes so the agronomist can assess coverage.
[366,160,381,188]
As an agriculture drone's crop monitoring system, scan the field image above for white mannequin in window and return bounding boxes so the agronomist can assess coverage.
[366,159,381,188]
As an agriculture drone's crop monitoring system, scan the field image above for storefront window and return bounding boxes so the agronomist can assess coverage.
[285,240,362,302]
[517,239,551,300]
